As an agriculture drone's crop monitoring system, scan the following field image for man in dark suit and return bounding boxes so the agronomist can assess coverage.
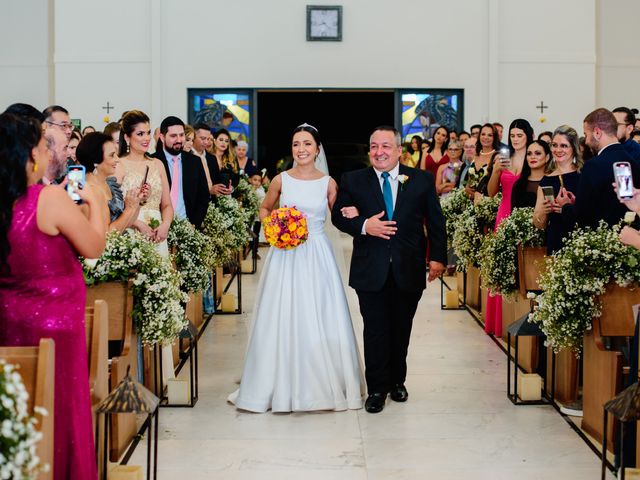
[153,116,210,228]
[560,108,640,228]
[192,123,233,198]
[332,125,447,413]
[613,107,640,162]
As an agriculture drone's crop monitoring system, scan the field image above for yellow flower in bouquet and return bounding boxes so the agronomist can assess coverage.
[263,206,309,250]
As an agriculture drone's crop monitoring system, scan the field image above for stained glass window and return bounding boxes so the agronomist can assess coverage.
[188,89,252,145]
[400,90,463,142]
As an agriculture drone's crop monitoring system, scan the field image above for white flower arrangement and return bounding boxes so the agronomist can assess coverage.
[0,360,47,479]
[203,195,251,267]
[168,217,213,293]
[233,177,261,223]
[440,188,472,248]
[451,194,501,271]
[83,231,188,346]
[529,222,640,355]
[478,207,544,298]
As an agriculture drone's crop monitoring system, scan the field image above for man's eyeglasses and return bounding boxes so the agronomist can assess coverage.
[45,120,74,131]
[618,122,630,127]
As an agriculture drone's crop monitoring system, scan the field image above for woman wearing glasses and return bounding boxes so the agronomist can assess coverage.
[532,125,583,254]
[435,140,464,197]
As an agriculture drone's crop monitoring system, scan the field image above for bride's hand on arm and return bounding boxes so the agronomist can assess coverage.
[258,174,282,221]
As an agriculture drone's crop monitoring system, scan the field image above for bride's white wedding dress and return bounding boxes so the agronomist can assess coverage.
[228,171,365,412]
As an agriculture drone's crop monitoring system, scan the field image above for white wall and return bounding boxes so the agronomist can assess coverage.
[0,0,51,111]
[596,0,640,112]
[8,0,636,141]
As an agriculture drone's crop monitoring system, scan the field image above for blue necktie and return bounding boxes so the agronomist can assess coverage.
[381,171,394,220]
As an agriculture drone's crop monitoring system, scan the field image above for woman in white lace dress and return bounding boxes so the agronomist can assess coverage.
[117,110,173,256]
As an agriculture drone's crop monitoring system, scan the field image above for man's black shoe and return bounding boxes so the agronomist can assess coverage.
[389,384,408,402]
[365,393,387,413]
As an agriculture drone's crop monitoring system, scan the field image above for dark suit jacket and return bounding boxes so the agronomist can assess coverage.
[332,164,447,293]
[153,149,210,229]
[571,143,640,229]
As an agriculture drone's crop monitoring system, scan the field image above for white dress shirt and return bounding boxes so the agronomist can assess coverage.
[361,162,400,235]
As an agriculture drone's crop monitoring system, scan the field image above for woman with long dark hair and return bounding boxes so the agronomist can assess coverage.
[0,112,105,480]
[228,123,364,413]
[511,140,550,209]
[484,118,533,337]
[118,110,173,253]
[420,126,450,178]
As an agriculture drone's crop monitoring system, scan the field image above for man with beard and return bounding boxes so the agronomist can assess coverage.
[43,127,70,185]
[558,108,640,229]
[613,106,640,162]
[153,116,210,228]
[43,105,73,140]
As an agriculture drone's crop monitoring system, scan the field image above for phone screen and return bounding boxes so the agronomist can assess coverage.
[541,186,555,202]
[614,162,633,199]
[67,166,86,203]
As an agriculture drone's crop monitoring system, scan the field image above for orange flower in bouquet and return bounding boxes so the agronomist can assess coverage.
[263,206,308,250]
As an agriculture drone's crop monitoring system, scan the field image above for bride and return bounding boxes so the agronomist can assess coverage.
[228,123,365,413]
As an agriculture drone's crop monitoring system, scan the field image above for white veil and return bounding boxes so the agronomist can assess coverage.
[315,144,329,176]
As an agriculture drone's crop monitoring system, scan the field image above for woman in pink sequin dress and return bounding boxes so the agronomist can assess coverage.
[484,119,533,337]
[0,112,106,479]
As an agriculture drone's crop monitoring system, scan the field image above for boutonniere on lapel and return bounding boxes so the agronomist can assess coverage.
[398,174,409,191]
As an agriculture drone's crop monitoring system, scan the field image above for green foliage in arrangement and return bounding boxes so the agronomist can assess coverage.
[234,177,261,223]
[452,194,501,271]
[83,231,188,346]
[529,222,640,355]
[203,195,251,267]
[168,217,213,293]
[439,188,472,248]
[478,207,544,298]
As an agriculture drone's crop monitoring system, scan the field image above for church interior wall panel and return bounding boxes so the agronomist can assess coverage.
[596,0,640,109]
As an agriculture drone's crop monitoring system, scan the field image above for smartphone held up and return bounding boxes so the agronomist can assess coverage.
[66,165,86,203]
[614,161,634,200]
[499,147,511,168]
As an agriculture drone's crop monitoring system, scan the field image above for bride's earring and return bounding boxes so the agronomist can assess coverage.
[126,143,130,153]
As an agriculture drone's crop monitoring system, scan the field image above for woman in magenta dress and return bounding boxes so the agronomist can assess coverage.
[484,119,533,336]
[0,112,106,479]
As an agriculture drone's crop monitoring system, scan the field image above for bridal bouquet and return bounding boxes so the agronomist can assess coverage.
[263,206,308,250]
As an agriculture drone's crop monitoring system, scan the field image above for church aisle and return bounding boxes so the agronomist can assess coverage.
[131,235,612,479]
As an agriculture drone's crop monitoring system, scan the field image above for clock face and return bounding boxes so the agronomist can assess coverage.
[310,9,339,37]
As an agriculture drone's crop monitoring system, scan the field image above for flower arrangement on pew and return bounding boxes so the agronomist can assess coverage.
[203,195,252,267]
[0,360,47,479]
[478,207,544,299]
[168,217,213,293]
[452,194,501,271]
[529,222,640,355]
[83,231,188,346]
[233,176,261,225]
[440,187,472,248]
[262,206,308,250]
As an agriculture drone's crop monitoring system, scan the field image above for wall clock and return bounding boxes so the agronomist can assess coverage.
[307,5,342,41]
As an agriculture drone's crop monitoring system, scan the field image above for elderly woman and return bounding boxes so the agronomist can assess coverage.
[435,140,463,197]
[236,140,257,176]
[76,132,146,232]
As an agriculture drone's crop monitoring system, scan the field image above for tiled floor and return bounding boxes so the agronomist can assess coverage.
[130,230,612,479]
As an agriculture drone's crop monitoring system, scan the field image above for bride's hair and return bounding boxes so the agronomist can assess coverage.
[292,123,322,147]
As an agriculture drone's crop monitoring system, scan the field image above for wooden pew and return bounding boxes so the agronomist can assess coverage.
[86,281,138,462]
[582,284,640,452]
[85,299,110,477]
[0,338,55,480]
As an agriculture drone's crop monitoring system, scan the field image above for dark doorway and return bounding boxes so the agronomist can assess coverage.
[257,90,395,181]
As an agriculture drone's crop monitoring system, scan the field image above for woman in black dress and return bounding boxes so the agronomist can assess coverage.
[533,125,583,254]
[511,140,550,210]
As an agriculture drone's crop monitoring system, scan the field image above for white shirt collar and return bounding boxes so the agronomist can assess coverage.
[373,162,400,180]
[597,141,620,155]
